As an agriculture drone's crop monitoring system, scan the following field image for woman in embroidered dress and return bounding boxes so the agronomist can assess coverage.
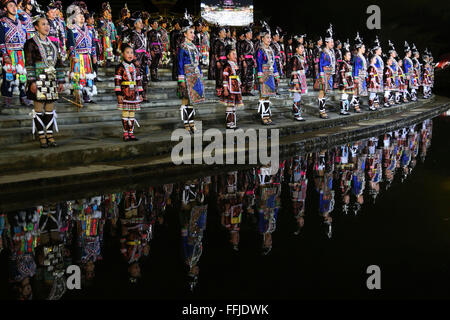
[256,22,279,125]
[288,38,307,121]
[24,16,65,148]
[177,13,205,133]
[66,3,97,106]
[115,43,143,141]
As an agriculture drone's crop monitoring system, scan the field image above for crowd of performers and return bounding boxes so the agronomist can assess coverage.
[0,119,433,299]
[0,1,437,147]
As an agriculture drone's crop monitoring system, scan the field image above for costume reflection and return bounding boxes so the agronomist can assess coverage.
[218,171,244,251]
[180,178,209,292]
[34,203,72,300]
[313,151,334,238]
[256,162,284,255]
[72,197,105,286]
[7,209,40,300]
[366,137,382,203]
[419,119,432,163]
[351,141,366,215]
[334,145,354,214]
[119,191,154,283]
[382,132,397,190]
[287,156,308,235]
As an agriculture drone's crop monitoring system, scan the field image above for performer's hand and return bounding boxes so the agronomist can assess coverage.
[58,83,64,93]
[93,57,97,64]
[259,78,264,84]
[216,62,221,69]
[224,87,229,96]
[276,78,280,85]
[72,57,79,64]
[242,61,247,69]
[180,81,186,89]
[118,95,124,104]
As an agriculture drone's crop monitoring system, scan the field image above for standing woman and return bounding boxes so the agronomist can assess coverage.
[289,38,308,121]
[129,12,150,102]
[25,16,65,148]
[256,22,279,125]
[66,3,97,106]
[316,24,336,119]
[352,32,367,112]
[177,13,205,133]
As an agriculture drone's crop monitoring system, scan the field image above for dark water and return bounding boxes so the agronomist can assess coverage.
[0,115,449,300]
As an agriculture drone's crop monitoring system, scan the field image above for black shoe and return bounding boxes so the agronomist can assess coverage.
[48,141,58,147]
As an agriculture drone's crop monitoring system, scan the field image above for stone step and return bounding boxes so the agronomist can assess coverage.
[0,96,427,146]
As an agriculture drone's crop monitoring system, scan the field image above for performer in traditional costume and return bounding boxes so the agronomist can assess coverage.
[220,45,243,129]
[312,36,323,82]
[211,26,227,96]
[397,58,408,103]
[403,41,418,101]
[333,39,342,89]
[383,41,398,106]
[288,38,308,121]
[129,12,150,102]
[147,17,162,82]
[352,32,368,111]
[159,17,170,68]
[46,1,66,61]
[367,54,381,111]
[316,24,336,119]
[170,19,183,81]
[0,0,32,107]
[98,2,117,66]
[115,44,143,141]
[18,0,35,40]
[337,40,355,115]
[421,48,432,99]
[199,22,210,67]
[25,16,65,148]
[372,36,384,108]
[256,22,280,125]
[177,13,205,133]
[85,11,100,82]
[270,26,283,93]
[239,26,255,96]
[383,55,397,108]
[66,3,97,105]
[411,43,423,98]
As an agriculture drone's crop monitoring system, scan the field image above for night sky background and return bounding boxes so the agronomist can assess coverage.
[51,0,450,60]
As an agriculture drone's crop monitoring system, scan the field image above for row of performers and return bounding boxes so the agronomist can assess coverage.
[0,118,433,299]
[0,0,181,109]
[313,25,435,119]
[0,0,109,108]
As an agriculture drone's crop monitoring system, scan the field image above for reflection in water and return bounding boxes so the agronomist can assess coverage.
[0,119,434,299]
